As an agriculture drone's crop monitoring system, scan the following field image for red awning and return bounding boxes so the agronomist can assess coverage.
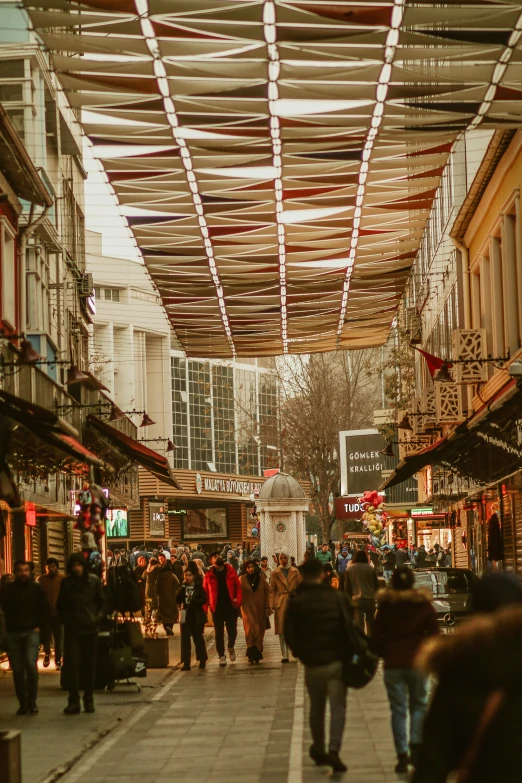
[86,415,180,488]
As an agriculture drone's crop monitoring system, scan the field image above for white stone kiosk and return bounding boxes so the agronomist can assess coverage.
[257,473,309,566]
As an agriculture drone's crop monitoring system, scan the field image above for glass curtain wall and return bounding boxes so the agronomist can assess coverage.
[171,358,279,475]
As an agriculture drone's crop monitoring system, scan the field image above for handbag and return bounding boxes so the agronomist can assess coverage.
[109,643,135,680]
[338,595,378,689]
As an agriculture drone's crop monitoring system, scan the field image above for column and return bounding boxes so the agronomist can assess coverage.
[479,256,492,352]
[471,271,481,330]
[501,214,519,355]
[515,195,522,346]
[489,236,505,356]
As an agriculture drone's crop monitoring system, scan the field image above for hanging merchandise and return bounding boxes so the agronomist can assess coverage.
[358,490,388,547]
[74,482,109,576]
[487,512,503,562]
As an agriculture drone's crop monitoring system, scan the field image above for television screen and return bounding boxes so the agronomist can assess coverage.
[183,508,227,539]
[106,509,129,538]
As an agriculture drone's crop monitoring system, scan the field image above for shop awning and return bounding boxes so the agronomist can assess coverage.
[86,415,181,489]
[381,383,522,491]
[0,390,104,468]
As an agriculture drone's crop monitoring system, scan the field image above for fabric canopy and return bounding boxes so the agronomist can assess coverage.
[0,390,104,468]
[86,415,181,488]
[24,0,522,356]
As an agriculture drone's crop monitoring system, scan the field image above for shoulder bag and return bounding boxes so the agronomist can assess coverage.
[338,595,378,689]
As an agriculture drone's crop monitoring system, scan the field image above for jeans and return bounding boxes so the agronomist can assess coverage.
[5,630,40,706]
[383,668,429,755]
[279,634,289,659]
[63,631,98,698]
[384,569,394,583]
[212,609,238,657]
[353,599,376,636]
[180,620,207,667]
[305,660,347,753]
[41,616,63,662]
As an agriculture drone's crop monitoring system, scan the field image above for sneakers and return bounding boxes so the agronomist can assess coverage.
[43,654,50,668]
[28,701,39,715]
[309,745,329,766]
[409,744,421,769]
[327,752,347,773]
[395,754,409,773]
[228,647,236,662]
[219,656,227,667]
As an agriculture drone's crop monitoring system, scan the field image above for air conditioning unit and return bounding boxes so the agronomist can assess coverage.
[452,329,488,384]
[77,272,94,298]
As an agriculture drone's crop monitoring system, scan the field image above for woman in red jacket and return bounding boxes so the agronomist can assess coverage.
[203,556,242,667]
[372,566,439,774]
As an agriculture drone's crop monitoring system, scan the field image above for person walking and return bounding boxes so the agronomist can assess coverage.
[38,557,64,670]
[382,547,397,583]
[395,546,409,566]
[156,561,180,636]
[57,553,106,715]
[226,549,239,572]
[269,552,302,663]
[170,554,185,581]
[284,557,350,773]
[0,560,48,714]
[316,543,333,566]
[372,566,439,773]
[324,563,339,589]
[412,573,522,783]
[413,544,427,568]
[133,555,147,613]
[344,550,379,635]
[240,559,270,664]
[336,546,351,591]
[176,569,208,671]
[260,556,272,583]
[143,557,160,635]
[203,555,242,666]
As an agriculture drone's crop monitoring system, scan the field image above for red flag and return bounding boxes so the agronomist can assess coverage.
[412,346,451,378]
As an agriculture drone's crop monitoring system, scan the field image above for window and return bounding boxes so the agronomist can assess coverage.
[183,507,228,539]
[104,288,120,302]
[1,219,16,328]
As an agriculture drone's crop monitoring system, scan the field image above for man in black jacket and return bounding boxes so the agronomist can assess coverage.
[0,560,48,714]
[284,558,352,773]
[57,553,106,715]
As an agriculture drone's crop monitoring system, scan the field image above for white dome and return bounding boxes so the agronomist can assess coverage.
[258,472,305,500]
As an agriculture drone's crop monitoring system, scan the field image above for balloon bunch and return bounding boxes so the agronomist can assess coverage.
[359,490,388,547]
[74,482,108,575]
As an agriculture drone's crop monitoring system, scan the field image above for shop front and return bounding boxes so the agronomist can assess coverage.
[133,468,278,553]
[411,508,452,552]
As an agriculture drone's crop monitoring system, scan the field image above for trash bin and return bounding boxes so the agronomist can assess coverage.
[0,731,21,783]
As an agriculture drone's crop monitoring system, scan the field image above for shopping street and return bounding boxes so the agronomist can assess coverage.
[0,629,398,783]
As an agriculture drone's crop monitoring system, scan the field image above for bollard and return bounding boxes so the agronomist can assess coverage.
[0,731,21,783]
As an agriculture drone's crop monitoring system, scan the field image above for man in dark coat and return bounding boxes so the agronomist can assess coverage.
[203,556,241,666]
[38,557,64,670]
[57,553,106,715]
[176,570,208,670]
[0,560,48,714]
[284,557,352,773]
[412,573,522,783]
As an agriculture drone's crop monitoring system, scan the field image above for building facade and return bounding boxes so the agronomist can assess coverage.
[87,230,173,448]
[382,129,522,579]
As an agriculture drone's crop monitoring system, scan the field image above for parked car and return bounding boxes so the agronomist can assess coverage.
[412,568,477,631]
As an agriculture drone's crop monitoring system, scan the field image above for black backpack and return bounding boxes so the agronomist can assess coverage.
[337,594,378,689]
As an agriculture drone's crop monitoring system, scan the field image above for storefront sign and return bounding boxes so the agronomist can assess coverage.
[149,502,166,537]
[335,496,364,520]
[195,474,263,496]
[25,502,36,527]
[339,429,386,497]
[411,507,435,517]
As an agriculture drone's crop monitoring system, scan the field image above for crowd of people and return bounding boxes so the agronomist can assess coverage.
[1,537,519,782]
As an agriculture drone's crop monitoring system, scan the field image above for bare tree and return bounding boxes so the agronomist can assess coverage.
[275,350,380,543]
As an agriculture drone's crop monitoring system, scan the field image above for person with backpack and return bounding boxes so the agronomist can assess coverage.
[176,569,208,670]
[284,558,352,773]
[382,547,397,583]
[372,566,439,773]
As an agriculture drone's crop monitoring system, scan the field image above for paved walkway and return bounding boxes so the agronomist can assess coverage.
[1,628,404,783]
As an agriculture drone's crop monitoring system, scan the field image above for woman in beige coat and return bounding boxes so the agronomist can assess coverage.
[269,552,302,662]
[240,560,270,664]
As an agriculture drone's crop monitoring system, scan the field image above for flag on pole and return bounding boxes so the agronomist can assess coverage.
[412,346,451,378]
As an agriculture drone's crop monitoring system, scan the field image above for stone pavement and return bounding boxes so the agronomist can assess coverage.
[1,627,405,783]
